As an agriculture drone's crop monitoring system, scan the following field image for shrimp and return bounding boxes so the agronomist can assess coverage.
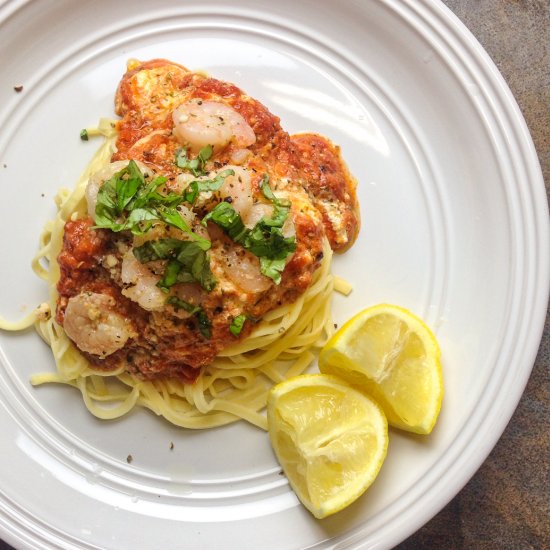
[85,160,153,219]
[172,99,256,153]
[217,166,253,219]
[243,203,273,229]
[63,292,135,357]
[120,251,167,311]
[219,247,272,294]
[208,227,271,295]
[232,181,296,235]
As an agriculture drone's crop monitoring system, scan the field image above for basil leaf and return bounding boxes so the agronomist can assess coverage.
[158,260,182,292]
[190,252,217,292]
[246,225,296,260]
[93,160,144,224]
[259,257,287,285]
[175,145,213,176]
[156,207,191,232]
[94,176,118,226]
[133,239,217,292]
[132,176,171,208]
[184,169,235,204]
[196,310,212,339]
[203,202,249,243]
[183,181,200,204]
[121,207,159,233]
[93,162,209,246]
[132,238,184,263]
[155,207,211,250]
[229,314,247,337]
[259,173,291,207]
[115,160,145,213]
[259,173,276,202]
[259,204,288,229]
[167,297,212,339]
[198,169,234,192]
[166,296,201,315]
[204,200,296,283]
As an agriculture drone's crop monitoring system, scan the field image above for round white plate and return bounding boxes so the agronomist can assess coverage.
[0,0,548,548]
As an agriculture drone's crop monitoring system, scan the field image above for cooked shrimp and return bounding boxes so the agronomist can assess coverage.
[218,247,272,294]
[63,292,135,357]
[172,99,256,153]
[169,283,205,319]
[120,251,167,311]
[218,166,253,218]
[230,148,252,165]
[243,203,273,229]
[85,160,153,219]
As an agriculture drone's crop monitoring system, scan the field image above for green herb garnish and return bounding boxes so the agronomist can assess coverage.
[175,145,213,176]
[80,129,89,141]
[93,160,209,248]
[133,238,216,292]
[202,174,296,284]
[183,169,235,204]
[167,296,212,339]
[229,314,247,337]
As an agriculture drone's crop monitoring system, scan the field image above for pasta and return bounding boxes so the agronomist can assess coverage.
[2,59,359,430]
[14,123,335,430]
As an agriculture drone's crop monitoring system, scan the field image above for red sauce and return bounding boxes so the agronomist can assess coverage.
[55,59,359,382]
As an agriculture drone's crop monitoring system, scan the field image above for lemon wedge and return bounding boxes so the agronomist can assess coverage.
[319,304,443,435]
[267,373,388,519]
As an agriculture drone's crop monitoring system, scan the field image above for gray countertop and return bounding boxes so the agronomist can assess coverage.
[398,1,550,548]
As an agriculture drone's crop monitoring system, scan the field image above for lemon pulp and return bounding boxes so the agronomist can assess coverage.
[267,373,388,519]
[319,304,443,434]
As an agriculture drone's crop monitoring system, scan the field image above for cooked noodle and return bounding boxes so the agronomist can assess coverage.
[4,121,339,430]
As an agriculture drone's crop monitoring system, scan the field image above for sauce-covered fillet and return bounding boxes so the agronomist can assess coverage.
[56,59,359,382]
[290,133,360,251]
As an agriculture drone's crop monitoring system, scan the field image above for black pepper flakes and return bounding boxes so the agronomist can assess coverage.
[13,85,23,93]
[169,442,174,450]
[126,454,133,464]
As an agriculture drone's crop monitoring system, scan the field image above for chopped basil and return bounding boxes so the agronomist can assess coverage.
[80,129,89,141]
[133,238,216,292]
[259,257,289,283]
[167,297,212,339]
[175,145,213,176]
[196,310,213,339]
[158,260,182,290]
[202,201,249,242]
[166,296,202,315]
[259,174,290,208]
[229,314,247,337]
[202,174,296,284]
[183,169,235,204]
[93,160,209,248]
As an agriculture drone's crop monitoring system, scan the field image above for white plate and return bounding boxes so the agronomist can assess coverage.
[0,0,548,548]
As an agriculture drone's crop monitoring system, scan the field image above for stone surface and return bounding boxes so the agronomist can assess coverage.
[398,1,550,548]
